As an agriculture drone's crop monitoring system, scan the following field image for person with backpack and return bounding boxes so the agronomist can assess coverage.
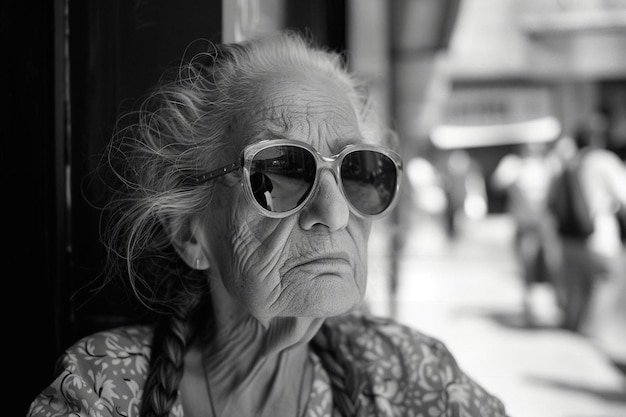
[590,108,626,369]
[548,111,626,337]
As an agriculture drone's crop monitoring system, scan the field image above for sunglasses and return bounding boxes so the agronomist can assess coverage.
[190,140,402,219]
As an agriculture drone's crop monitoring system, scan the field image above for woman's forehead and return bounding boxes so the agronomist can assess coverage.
[245,71,361,147]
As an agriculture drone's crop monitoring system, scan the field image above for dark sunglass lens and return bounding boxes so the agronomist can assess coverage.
[341,150,397,215]
[249,146,316,212]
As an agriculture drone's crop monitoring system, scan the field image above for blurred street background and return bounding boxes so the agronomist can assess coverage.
[366,212,626,417]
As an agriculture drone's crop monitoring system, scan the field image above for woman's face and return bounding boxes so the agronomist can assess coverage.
[201,69,373,321]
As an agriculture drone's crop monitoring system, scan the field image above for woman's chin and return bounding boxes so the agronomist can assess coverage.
[290,276,364,317]
[247,272,365,320]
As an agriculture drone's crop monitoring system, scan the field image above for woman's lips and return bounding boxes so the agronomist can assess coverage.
[282,252,352,275]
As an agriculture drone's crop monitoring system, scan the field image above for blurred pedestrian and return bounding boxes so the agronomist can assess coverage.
[492,141,561,326]
[548,110,626,338]
[437,149,487,240]
[577,109,626,367]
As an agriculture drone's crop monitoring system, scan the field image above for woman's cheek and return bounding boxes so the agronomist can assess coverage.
[224,210,294,311]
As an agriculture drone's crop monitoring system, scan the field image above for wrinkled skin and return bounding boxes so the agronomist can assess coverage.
[178,68,374,416]
[198,70,372,325]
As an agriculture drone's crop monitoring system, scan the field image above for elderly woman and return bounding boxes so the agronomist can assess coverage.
[28,32,507,417]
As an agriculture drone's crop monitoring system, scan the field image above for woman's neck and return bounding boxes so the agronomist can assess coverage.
[204,306,322,383]
[206,271,324,370]
[207,343,312,416]
[180,335,315,417]
[188,276,323,415]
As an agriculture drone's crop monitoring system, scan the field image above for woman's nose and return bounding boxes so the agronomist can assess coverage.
[298,170,350,231]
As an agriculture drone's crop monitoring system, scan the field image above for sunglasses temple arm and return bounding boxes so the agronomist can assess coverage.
[191,162,240,184]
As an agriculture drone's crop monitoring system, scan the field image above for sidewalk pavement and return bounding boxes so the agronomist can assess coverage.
[366,213,626,417]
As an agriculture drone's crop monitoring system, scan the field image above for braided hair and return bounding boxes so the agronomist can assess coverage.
[100,31,390,417]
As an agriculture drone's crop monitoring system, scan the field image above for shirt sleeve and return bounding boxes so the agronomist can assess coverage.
[27,366,117,417]
[27,327,151,417]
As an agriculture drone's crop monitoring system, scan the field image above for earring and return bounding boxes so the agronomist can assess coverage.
[195,258,200,269]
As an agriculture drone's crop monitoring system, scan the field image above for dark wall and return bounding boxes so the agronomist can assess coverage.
[286,0,346,53]
[3,2,58,415]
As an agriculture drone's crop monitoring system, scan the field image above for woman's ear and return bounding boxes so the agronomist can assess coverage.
[162,216,210,270]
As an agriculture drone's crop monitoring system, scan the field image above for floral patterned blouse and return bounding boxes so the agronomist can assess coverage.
[28,313,508,417]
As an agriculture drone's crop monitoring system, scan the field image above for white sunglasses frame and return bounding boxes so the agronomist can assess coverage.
[191,139,403,219]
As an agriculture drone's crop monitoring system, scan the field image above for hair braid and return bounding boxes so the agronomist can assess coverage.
[140,290,206,417]
[311,324,370,417]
